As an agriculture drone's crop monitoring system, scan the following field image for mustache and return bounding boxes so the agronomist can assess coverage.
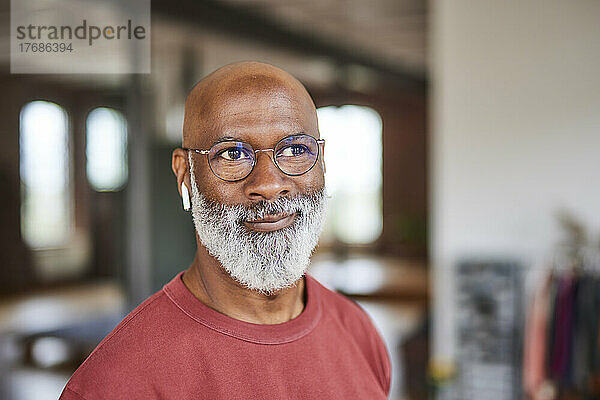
[203,190,325,224]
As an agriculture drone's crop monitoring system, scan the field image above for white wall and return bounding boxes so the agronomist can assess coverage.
[430,0,600,363]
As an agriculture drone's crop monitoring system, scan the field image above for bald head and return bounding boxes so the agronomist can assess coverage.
[183,62,318,148]
[172,62,327,286]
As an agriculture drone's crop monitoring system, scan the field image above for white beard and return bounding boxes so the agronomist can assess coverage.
[188,155,327,295]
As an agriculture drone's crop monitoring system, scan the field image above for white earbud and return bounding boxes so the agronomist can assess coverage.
[181,182,191,211]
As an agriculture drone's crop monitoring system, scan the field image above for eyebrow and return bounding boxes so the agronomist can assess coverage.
[210,136,244,147]
[210,132,308,148]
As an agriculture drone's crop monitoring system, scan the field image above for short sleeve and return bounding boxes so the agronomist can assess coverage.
[347,299,393,395]
[372,324,392,395]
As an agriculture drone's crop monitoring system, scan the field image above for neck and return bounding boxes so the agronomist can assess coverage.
[182,243,306,325]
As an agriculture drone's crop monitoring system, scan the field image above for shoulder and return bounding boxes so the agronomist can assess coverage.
[60,289,177,399]
[308,273,379,332]
[308,274,392,394]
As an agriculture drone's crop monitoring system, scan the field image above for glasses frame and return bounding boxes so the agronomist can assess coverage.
[183,133,325,182]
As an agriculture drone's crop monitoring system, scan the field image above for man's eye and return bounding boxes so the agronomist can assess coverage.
[279,145,306,157]
[219,148,248,161]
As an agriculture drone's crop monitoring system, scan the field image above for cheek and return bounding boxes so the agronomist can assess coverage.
[208,184,247,205]
[315,163,326,187]
[196,167,247,205]
[298,165,325,194]
[191,159,234,201]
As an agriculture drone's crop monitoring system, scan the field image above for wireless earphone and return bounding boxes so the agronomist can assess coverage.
[181,182,191,211]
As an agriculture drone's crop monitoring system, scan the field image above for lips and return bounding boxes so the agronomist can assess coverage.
[244,213,297,232]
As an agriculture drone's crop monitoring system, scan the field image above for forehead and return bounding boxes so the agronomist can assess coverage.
[188,76,318,148]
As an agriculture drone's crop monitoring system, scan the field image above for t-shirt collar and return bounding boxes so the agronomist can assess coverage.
[162,271,322,344]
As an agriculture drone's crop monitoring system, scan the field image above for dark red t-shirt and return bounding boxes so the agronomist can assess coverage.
[59,272,391,399]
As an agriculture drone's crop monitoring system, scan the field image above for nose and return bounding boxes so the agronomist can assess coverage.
[243,151,293,201]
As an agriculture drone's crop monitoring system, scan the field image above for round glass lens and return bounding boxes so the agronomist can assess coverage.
[208,141,255,181]
[274,135,319,176]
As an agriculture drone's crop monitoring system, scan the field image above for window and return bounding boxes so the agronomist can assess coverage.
[317,105,383,244]
[19,101,71,248]
[86,107,128,191]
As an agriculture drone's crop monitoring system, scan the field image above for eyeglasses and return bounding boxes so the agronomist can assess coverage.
[183,134,325,182]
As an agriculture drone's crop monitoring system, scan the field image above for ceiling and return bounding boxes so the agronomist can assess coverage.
[218,0,427,74]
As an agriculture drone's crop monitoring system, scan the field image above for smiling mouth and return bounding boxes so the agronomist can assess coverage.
[244,213,297,232]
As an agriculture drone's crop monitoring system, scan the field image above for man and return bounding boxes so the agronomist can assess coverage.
[60,61,391,399]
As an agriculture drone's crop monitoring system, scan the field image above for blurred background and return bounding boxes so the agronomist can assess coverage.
[0,0,598,399]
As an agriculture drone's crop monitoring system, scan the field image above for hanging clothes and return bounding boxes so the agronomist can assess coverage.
[549,274,575,383]
[523,272,551,397]
[523,269,600,400]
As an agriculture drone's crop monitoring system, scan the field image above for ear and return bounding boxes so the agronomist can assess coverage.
[172,148,191,197]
